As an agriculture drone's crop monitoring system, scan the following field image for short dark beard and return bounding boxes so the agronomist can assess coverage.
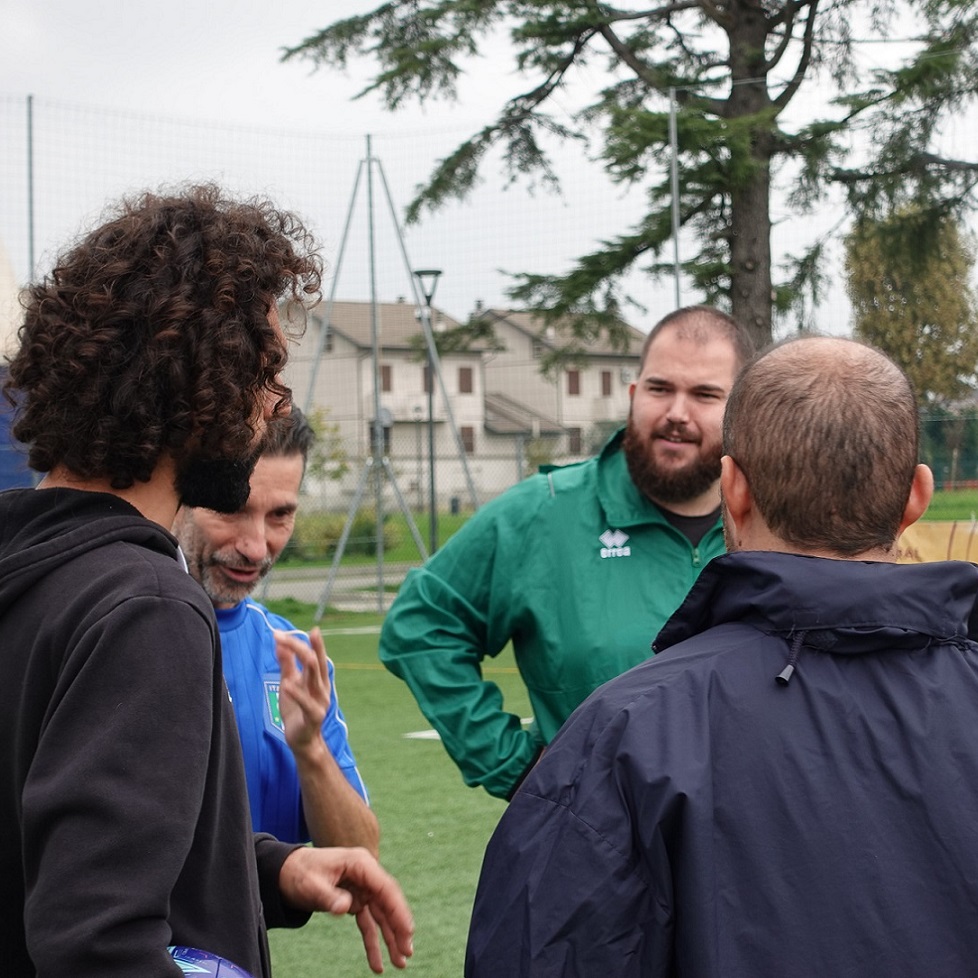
[200,554,274,606]
[176,454,258,514]
[622,413,722,507]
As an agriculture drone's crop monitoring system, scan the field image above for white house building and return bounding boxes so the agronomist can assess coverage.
[477,307,645,458]
[286,299,647,507]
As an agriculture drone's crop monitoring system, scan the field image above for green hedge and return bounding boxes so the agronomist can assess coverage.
[283,508,401,561]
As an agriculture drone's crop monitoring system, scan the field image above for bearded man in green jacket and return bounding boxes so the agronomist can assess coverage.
[379,306,754,799]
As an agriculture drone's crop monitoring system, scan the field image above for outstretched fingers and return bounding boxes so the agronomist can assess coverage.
[345,865,414,971]
[274,629,331,749]
[278,847,414,972]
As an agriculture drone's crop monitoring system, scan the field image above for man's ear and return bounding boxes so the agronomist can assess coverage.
[896,463,934,537]
[720,455,751,542]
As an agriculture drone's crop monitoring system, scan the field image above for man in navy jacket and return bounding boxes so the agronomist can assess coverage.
[466,335,978,978]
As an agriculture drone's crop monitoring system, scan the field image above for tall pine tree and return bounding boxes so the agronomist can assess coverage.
[285,1,978,350]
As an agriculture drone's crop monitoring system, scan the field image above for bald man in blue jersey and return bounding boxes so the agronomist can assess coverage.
[174,407,379,854]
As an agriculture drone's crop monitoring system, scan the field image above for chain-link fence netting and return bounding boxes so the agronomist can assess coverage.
[0,93,657,608]
[5,94,978,609]
[922,413,978,490]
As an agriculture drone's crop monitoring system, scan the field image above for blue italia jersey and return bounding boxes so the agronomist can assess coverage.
[216,598,369,843]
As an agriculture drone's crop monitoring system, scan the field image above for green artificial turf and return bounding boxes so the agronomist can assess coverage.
[264,485,978,973]
[265,602,530,977]
[923,488,978,522]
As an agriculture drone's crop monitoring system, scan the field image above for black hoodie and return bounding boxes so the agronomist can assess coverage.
[0,487,301,978]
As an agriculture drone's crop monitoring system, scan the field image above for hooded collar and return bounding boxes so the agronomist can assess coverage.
[654,551,978,659]
[0,487,179,615]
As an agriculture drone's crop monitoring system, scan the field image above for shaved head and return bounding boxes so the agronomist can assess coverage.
[723,336,920,555]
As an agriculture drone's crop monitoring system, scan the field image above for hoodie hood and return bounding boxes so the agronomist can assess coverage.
[0,487,179,616]
[654,550,978,658]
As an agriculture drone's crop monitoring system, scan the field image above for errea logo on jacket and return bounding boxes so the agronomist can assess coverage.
[599,529,631,558]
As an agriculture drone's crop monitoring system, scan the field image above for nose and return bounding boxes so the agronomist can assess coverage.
[236,517,268,565]
[665,392,691,424]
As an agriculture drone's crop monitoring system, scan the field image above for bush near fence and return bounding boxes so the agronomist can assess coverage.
[281,509,402,562]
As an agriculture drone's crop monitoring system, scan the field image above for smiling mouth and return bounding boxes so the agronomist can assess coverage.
[657,432,696,446]
[218,565,260,583]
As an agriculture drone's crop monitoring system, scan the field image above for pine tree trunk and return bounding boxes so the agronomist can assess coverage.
[730,160,774,349]
[727,1,776,348]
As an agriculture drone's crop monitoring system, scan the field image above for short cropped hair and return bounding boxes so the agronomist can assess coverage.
[4,184,322,489]
[723,336,919,555]
[260,404,315,467]
[639,305,755,373]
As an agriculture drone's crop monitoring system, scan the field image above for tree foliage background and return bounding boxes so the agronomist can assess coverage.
[845,209,978,407]
[303,407,350,483]
[284,0,978,352]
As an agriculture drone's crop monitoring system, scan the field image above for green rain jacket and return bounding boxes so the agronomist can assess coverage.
[378,428,725,799]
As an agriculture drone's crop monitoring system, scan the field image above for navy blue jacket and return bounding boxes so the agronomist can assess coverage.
[466,552,978,977]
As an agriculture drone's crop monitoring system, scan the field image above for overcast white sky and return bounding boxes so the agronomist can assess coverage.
[3,1,970,338]
[1,0,398,130]
[1,0,682,327]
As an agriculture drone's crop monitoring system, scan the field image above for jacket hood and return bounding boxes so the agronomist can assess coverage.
[654,551,978,659]
[0,488,179,616]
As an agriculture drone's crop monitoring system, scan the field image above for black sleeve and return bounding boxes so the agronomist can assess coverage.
[253,834,312,930]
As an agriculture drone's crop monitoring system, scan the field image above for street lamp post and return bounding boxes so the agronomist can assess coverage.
[413,268,442,555]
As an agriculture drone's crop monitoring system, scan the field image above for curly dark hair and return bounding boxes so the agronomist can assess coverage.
[3,183,323,489]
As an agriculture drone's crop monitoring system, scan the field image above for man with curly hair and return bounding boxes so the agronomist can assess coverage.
[0,185,413,978]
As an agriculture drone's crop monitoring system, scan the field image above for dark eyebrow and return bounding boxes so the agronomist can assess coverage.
[644,376,727,395]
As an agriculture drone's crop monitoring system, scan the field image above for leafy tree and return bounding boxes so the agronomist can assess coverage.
[303,406,350,483]
[523,434,559,473]
[405,311,507,360]
[283,1,978,350]
[845,208,978,406]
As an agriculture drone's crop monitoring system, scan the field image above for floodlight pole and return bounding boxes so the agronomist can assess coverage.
[669,87,681,308]
[306,138,429,621]
[414,268,442,555]
[366,134,387,609]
